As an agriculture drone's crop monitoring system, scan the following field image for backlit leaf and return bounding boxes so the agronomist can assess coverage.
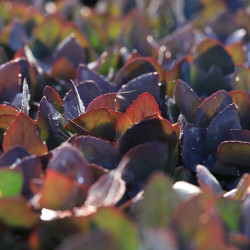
[3,112,48,156]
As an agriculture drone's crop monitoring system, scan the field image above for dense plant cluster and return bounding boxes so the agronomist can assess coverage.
[0,0,249,249]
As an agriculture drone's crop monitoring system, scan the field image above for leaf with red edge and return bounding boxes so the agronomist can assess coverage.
[39,169,87,210]
[53,34,86,67]
[85,169,125,208]
[116,118,178,173]
[0,197,38,228]
[86,93,120,112]
[218,141,250,167]
[195,90,233,128]
[51,57,76,80]
[66,108,115,141]
[43,85,62,112]
[226,42,246,65]
[37,97,69,149]
[114,57,164,88]
[0,114,17,130]
[174,79,202,123]
[63,81,101,120]
[0,59,21,102]
[3,113,48,156]
[0,104,18,115]
[116,93,162,139]
[75,136,121,170]
[229,90,250,129]
[206,104,241,153]
[48,143,93,187]
[77,64,116,94]
[233,65,250,97]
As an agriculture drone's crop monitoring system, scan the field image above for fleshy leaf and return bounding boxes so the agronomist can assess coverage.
[116,92,162,139]
[171,193,228,249]
[195,40,234,75]
[121,142,170,186]
[11,155,42,197]
[0,168,23,197]
[67,108,114,141]
[51,57,76,80]
[93,207,139,250]
[0,197,38,228]
[196,164,223,194]
[234,174,250,201]
[0,59,21,102]
[0,104,18,115]
[226,42,246,65]
[39,169,86,210]
[174,79,202,122]
[85,169,125,208]
[77,64,116,94]
[86,93,120,112]
[216,197,241,232]
[43,85,62,112]
[47,143,93,187]
[182,124,208,171]
[3,112,48,156]
[116,118,178,172]
[195,90,233,128]
[117,72,161,110]
[232,65,250,97]
[227,129,250,142]
[114,57,164,87]
[206,104,241,152]
[218,141,250,167]
[37,97,69,150]
[75,136,121,170]
[53,34,86,67]
[229,90,250,129]
[139,172,180,228]
[63,81,101,120]
[0,146,29,167]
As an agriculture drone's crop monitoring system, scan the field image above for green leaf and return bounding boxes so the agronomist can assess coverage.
[0,168,23,197]
[93,207,139,250]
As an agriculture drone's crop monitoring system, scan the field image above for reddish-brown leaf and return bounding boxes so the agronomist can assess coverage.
[3,112,48,156]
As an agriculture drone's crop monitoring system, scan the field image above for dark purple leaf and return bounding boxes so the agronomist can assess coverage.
[116,118,178,173]
[77,64,116,93]
[0,146,29,167]
[53,34,86,67]
[173,79,202,122]
[182,124,208,171]
[227,129,250,142]
[117,72,162,110]
[48,143,93,187]
[195,90,233,128]
[75,136,121,170]
[63,81,101,120]
[43,85,62,112]
[11,155,42,197]
[121,142,170,186]
[0,59,21,102]
[37,97,69,150]
[206,104,241,152]
[240,196,250,239]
